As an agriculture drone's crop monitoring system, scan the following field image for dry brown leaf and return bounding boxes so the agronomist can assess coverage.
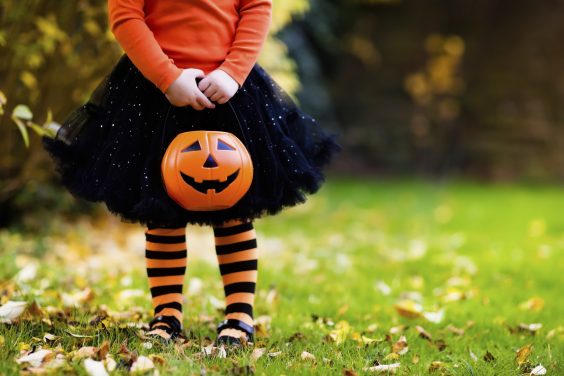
[16,349,54,368]
[149,354,166,366]
[415,325,432,341]
[343,369,357,376]
[393,299,423,318]
[392,335,408,355]
[515,344,533,366]
[74,346,98,360]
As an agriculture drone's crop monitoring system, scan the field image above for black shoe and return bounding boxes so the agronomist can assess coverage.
[215,318,255,347]
[146,315,183,342]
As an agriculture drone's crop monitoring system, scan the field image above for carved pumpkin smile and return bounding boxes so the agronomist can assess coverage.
[180,169,240,194]
[161,130,253,211]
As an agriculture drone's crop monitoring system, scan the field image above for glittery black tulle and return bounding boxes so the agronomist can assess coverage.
[42,54,341,228]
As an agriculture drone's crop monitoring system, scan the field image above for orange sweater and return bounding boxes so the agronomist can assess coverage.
[108,0,272,93]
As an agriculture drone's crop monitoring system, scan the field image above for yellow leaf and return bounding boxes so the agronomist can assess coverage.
[519,297,545,312]
[393,299,423,318]
[515,344,533,366]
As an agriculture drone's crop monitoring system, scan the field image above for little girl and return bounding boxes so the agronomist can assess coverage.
[42,0,340,346]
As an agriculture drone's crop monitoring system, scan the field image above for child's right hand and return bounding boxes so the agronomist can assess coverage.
[164,69,216,110]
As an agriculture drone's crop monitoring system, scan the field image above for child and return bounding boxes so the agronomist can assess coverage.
[41,0,340,346]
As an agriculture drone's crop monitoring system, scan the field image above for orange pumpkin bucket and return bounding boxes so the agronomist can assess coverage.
[161,130,253,211]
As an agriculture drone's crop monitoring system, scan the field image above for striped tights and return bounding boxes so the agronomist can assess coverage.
[144,220,258,340]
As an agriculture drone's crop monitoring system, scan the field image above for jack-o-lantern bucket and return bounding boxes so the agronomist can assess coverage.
[161,131,253,211]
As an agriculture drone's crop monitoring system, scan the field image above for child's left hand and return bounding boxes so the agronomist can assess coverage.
[198,69,240,105]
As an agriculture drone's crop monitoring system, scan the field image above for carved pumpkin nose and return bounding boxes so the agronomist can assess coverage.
[203,154,218,168]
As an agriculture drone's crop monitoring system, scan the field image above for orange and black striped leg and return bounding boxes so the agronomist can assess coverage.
[144,227,187,340]
[213,219,258,345]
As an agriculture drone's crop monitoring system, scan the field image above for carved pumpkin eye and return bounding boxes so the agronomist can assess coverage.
[181,141,201,152]
[217,139,235,151]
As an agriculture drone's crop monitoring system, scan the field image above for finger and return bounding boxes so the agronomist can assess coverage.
[217,96,229,105]
[191,99,205,111]
[210,91,223,102]
[198,77,212,92]
[203,85,218,98]
[197,92,215,108]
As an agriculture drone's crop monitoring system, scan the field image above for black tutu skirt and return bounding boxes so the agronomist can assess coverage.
[42,54,341,228]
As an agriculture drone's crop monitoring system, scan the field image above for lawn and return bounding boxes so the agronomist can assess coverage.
[0,178,562,375]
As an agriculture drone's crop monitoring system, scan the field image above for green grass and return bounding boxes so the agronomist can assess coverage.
[1,178,563,375]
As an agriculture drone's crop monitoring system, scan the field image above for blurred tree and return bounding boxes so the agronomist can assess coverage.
[283,0,564,180]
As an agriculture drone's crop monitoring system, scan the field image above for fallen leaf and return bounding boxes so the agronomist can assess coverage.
[393,299,423,318]
[327,320,352,345]
[301,351,316,361]
[469,349,478,362]
[43,333,59,342]
[530,364,547,375]
[149,355,166,366]
[104,356,117,372]
[363,363,400,373]
[0,301,28,323]
[16,349,54,367]
[251,348,265,361]
[130,356,155,373]
[392,335,408,355]
[267,351,282,358]
[343,369,357,376]
[515,344,533,366]
[74,346,98,360]
[415,325,432,341]
[389,325,406,334]
[519,297,545,312]
[423,309,445,324]
[83,358,109,376]
[412,354,420,364]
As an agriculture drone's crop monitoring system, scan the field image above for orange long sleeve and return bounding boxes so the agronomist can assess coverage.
[107,0,272,94]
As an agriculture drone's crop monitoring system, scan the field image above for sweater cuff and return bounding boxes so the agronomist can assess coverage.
[217,64,247,88]
[157,64,183,94]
